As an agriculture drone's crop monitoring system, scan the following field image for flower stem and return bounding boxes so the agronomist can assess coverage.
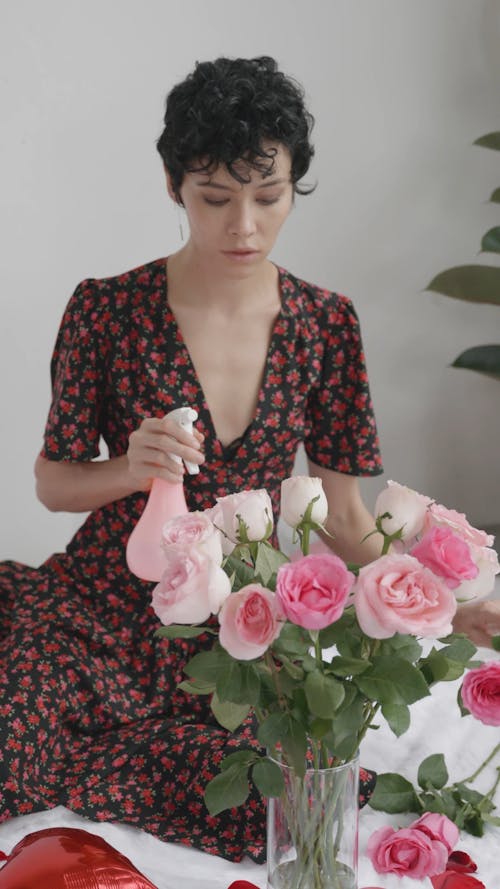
[301,524,311,556]
[458,742,500,785]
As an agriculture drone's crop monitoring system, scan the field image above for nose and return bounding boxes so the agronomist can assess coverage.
[227,200,257,238]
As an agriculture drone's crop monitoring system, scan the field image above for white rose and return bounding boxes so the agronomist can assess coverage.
[374,480,432,541]
[453,545,500,602]
[280,476,328,529]
[208,489,274,552]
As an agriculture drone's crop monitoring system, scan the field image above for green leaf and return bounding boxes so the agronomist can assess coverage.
[452,345,500,380]
[425,265,500,306]
[481,226,500,254]
[184,648,232,685]
[309,717,333,740]
[178,678,215,696]
[418,753,448,791]
[254,542,289,586]
[272,622,310,657]
[204,763,250,815]
[304,670,345,718]
[220,750,259,771]
[457,685,471,717]
[252,757,285,797]
[369,773,420,814]
[223,553,256,591]
[381,701,410,737]
[419,791,446,814]
[257,711,290,748]
[323,693,364,760]
[278,654,305,681]
[489,187,500,203]
[453,783,487,807]
[483,814,500,827]
[420,649,466,683]
[155,624,214,639]
[280,716,308,777]
[439,636,477,664]
[210,692,250,732]
[492,635,500,651]
[216,660,261,706]
[474,131,500,151]
[463,811,485,837]
[378,634,422,663]
[327,655,371,677]
[318,609,358,650]
[356,656,430,706]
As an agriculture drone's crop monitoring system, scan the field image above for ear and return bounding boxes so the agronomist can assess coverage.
[164,167,182,205]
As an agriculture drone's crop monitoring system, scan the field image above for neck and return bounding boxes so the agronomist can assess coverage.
[167,244,279,313]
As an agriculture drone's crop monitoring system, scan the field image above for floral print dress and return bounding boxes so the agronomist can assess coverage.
[0,258,382,863]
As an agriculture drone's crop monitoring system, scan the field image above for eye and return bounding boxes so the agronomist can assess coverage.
[203,197,229,206]
[256,191,285,205]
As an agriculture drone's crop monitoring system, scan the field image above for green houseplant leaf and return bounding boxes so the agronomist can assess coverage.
[490,187,500,203]
[473,131,500,151]
[451,345,500,380]
[481,226,500,254]
[426,265,500,306]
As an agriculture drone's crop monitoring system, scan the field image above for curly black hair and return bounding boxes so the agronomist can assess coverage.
[157,56,315,197]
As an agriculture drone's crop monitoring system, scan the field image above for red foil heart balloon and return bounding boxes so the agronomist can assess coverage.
[0,827,159,888]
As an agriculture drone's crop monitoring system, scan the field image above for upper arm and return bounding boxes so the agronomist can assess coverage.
[40,280,105,464]
[303,293,383,478]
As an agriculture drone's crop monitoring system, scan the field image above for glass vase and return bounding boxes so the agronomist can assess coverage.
[267,753,359,889]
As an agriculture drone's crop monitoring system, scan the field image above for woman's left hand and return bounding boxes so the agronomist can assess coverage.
[452,598,500,649]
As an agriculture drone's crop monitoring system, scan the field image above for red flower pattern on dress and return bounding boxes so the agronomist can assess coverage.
[0,258,381,862]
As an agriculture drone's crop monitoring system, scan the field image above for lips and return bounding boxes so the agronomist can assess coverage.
[224,249,257,255]
[222,249,259,262]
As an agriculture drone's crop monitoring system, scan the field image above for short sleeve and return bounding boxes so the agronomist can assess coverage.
[304,295,383,476]
[40,280,106,462]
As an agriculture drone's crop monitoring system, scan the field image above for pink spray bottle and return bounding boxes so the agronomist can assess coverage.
[126,406,199,582]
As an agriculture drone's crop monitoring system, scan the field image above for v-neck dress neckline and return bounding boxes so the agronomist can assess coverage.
[161,257,286,458]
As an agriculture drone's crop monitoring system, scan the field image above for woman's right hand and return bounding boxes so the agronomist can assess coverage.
[126,415,205,489]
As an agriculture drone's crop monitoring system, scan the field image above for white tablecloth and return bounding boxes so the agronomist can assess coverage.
[1,646,498,889]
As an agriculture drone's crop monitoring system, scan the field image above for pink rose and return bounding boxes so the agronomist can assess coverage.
[161,511,223,564]
[280,476,328,529]
[410,527,478,590]
[354,553,457,639]
[208,489,274,554]
[219,584,283,660]
[424,503,494,549]
[460,661,500,726]
[374,480,432,541]
[367,824,449,878]
[423,504,499,600]
[152,547,231,625]
[410,813,459,854]
[275,553,354,631]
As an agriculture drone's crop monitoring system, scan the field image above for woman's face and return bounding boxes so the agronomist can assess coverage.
[171,144,294,274]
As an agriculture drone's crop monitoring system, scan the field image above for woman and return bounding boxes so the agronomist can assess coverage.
[0,56,497,865]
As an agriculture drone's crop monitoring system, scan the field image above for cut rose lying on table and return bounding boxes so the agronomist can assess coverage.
[150,478,500,825]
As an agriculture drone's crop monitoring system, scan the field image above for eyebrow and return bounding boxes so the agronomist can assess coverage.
[195,177,289,191]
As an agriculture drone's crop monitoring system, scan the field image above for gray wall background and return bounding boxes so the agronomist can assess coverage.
[1,0,500,566]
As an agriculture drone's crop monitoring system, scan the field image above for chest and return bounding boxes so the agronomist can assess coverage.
[175,307,279,445]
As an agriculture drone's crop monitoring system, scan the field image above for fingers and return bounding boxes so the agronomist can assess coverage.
[127,416,205,487]
[453,600,500,649]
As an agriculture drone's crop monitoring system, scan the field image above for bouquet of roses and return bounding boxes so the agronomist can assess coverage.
[149,477,500,887]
